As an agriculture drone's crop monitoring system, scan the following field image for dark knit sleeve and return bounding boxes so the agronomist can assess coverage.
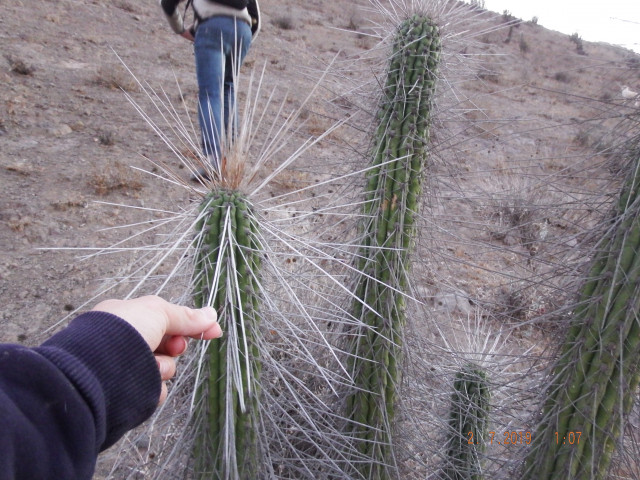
[0,312,161,479]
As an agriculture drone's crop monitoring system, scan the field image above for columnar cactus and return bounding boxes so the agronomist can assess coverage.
[345,14,441,479]
[442,364,490,480]
[192,189,263,479]
[523,155,640,480]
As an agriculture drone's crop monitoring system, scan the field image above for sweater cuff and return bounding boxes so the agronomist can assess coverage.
[167,10,185,34]
[36,312,161,450]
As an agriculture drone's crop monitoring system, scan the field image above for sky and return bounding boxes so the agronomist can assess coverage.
[480,0,640,53]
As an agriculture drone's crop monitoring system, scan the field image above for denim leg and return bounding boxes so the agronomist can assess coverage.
[223,23,251,140]
[223,55,235,139]
[195,21,224,165]
[194,17,252,167]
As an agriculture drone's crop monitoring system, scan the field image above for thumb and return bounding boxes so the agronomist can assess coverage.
[164,304,222,340]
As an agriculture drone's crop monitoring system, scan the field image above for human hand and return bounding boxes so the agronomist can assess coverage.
[180,27,195,42]
[92,295,221,403]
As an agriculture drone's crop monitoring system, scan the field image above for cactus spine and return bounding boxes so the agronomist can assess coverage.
[345,14,440,479]
[442,364,490,480]
[192,189,262,479]
[523,154,640,480]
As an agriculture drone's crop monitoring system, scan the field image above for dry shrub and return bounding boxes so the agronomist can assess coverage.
[570,32,586,55]
[519,35,529,54]
[7,215,32,233]
[6,55,35,76]
[98,130,116,146]
[89,161,144,196]
[272,15,294,30]
[486,173,550,252]
[51,196,88,211]
[271,169,312,193]
[477,68,500,84]
[5,162,33,176]
[496,281,547,322]
[356,35,373,50]
[93,64,138,92]
[573,130,590,147]
[114,0,139,13]
[303,111,337,139]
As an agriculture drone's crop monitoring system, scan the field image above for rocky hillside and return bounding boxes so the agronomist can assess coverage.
[1,0,639,477]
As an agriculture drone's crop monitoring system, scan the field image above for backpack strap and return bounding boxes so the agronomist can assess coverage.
[182,0,201,33]
[183,0,193,15]
[247,0,260,38]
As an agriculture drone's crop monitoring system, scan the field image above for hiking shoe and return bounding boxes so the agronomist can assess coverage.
[190,168,211,183]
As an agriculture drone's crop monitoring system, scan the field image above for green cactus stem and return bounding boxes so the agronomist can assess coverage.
[345,14,441,479]
[523,155,640,480]
[192,189,263,479]
[442,364,490,480]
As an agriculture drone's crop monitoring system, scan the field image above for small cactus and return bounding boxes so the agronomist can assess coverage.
[345,14,441,479]
[442,364,490,480]
[192,189,263,479]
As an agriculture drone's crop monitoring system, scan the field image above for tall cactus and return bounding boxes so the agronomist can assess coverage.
[523,153,640,480]
[345,14,441,479]
[192,189,263,479]
[442,364,490,480]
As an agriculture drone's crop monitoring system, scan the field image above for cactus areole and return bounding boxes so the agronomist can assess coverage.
[346,14,441,479]
[193,189,263,480]
[523,156,640,480]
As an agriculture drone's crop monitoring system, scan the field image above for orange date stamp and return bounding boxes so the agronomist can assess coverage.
[467,431,582,446]
[467,431,532,445]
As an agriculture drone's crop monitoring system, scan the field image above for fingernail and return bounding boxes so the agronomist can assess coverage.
[211,324,223,339]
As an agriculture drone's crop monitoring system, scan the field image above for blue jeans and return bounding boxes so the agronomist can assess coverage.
[194,16,252,166]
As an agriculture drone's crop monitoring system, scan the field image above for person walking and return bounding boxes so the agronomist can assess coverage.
[160,0,260,178]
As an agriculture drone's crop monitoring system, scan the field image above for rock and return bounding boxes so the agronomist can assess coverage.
[49,123,72,137]
[434,290,473,316]
[502,230,520,246]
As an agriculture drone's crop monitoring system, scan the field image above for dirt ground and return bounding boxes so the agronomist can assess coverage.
[0,0,379,344]
[2,0,637,344]
[1,0,640,477]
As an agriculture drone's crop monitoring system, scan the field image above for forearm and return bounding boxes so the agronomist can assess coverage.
[160,0,186,34]
[0,312,160,479]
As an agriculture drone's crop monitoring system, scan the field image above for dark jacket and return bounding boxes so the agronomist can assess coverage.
[160,0,260,37]
[0,312,160,479]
